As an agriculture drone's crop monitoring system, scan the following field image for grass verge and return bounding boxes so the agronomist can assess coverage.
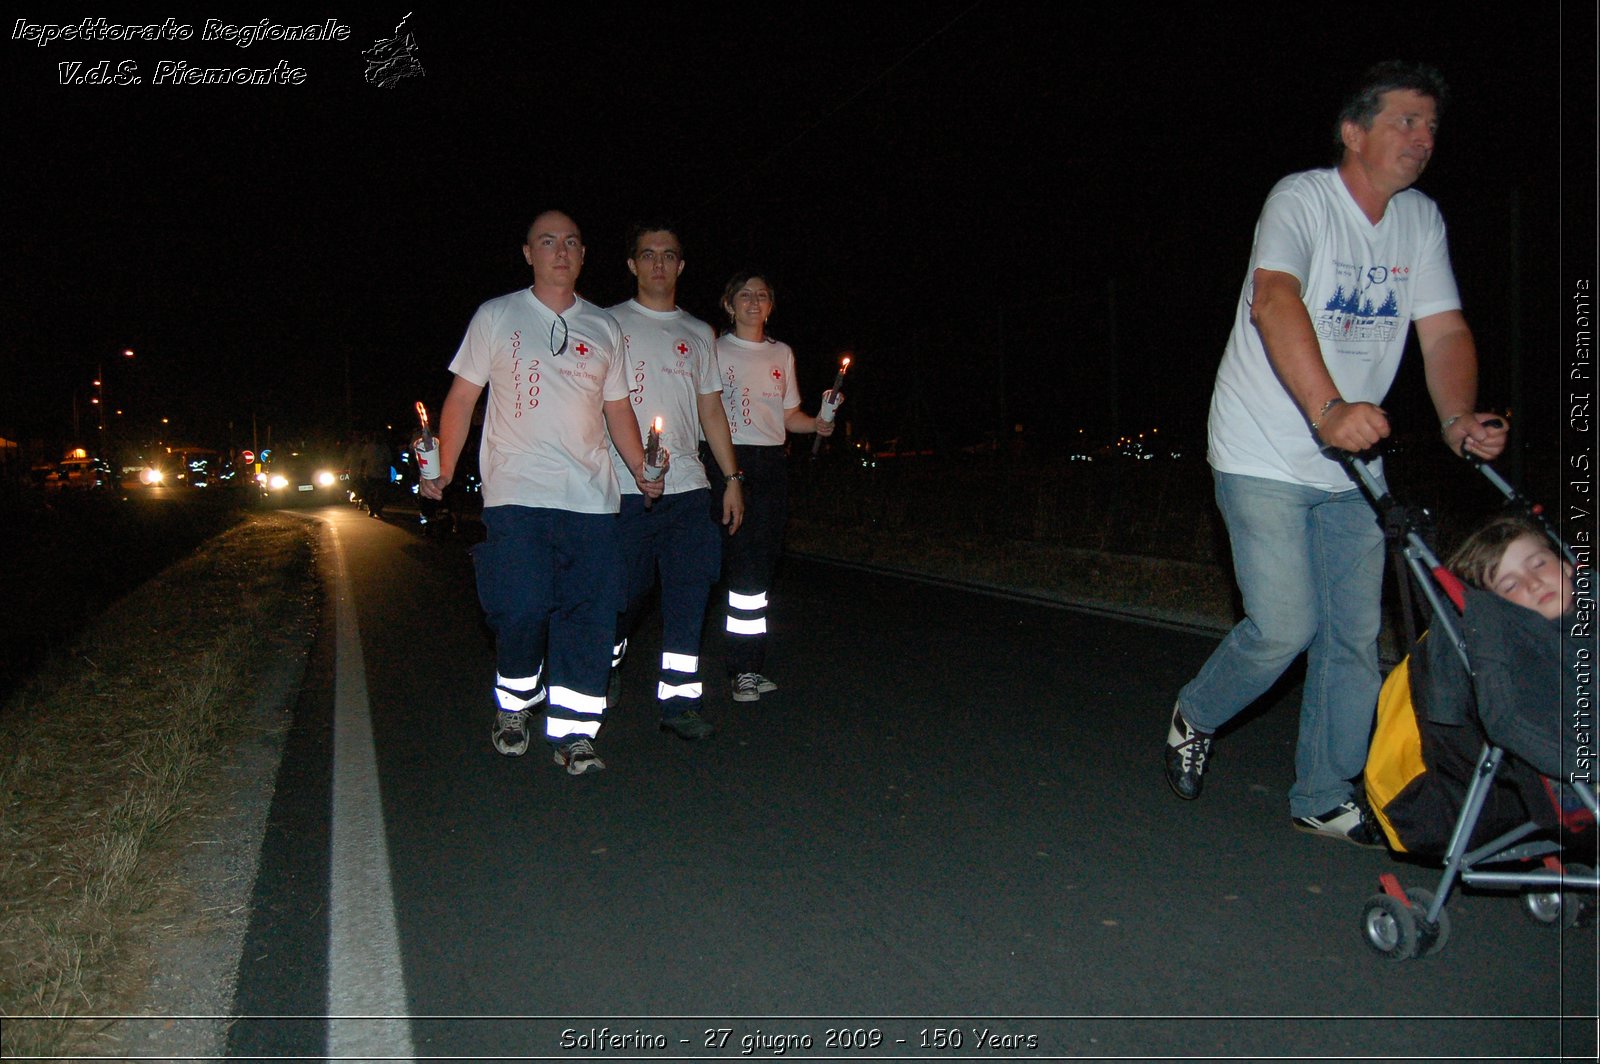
[0,512,318,1060]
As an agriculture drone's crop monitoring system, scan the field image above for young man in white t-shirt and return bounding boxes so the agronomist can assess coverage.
[606,223,745,740]
[422,210,665,775]
[1161,63,1508,843]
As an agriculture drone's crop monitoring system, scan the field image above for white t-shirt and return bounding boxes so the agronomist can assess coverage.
[1207,168,1462,490]
[715,333,801,447]
[448,288,630,512]
[606,300,720,496]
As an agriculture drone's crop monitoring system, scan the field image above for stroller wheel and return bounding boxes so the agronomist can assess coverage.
[1361,894,1420,960]
[1523,888,1567,926]
[1522,864,1594,928]
[1404,888,1451,956]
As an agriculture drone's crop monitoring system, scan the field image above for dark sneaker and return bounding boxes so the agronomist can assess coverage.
[492,709,530,756]
[553,737,605,775]
[1293,801,1386,849]
[731,673,761,703]
[752,674,778,694]
[660,710,714,741]
[1163,703,1212,800]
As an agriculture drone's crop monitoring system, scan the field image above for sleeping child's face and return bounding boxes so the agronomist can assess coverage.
[1489,534,1574,621]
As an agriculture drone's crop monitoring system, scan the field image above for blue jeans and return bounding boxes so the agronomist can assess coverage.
[1178,470,1385,818]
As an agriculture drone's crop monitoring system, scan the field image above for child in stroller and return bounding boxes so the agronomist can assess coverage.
[1361,504,1595,958]
[1441,513,1582,781]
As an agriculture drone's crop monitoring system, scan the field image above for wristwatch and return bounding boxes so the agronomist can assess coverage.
[727,471,745,483]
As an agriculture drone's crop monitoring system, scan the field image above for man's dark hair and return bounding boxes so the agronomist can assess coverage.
[627,221,683,260]
[1333,61,1450,153]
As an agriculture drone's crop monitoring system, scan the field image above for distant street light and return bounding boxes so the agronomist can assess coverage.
[92,348,136,443]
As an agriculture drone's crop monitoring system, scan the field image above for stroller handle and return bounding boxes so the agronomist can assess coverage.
[1340,441,1571,565]
[1339,442,1574,673]
[1339,451,1385,501]
[1464,453,1577,569]
[1338,451,1473,674]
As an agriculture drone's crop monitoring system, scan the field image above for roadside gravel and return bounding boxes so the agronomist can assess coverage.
[99,642,309,1061]
[0,511,317,1061]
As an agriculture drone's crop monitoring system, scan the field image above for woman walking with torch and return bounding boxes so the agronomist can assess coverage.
[711,270,842,703]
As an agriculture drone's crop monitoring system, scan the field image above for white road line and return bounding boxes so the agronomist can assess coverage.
[325,518,416,1061]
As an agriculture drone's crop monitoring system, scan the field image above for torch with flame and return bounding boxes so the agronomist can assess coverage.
[643,416,666,480]
[811,354,851,456]
[415,401,434,448]
[414,401,440,480]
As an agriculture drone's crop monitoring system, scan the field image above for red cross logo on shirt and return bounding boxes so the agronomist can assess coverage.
[676,342,689,356]
[770,368,783,382]
[574,342,591,358]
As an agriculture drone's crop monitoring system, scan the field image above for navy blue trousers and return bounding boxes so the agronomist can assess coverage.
[473,505,622,743]
[615,489,721,716]
[710,444,787,676]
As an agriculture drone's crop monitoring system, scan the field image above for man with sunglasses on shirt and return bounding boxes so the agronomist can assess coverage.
[423,210,665,776]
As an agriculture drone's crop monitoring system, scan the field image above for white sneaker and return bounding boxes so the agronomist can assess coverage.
[492,710,530,756]
[1293,801,1385,849]
[553,738,604,775]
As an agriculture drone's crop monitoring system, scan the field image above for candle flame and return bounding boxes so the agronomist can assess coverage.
[415,401,430,429]
[652,416,663,432]
[841,356,851,368]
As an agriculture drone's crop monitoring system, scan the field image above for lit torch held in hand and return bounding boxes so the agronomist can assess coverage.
[414,401,440,480]
[812,355,850,456]
[641,415,667,507]
[644,416,665,478]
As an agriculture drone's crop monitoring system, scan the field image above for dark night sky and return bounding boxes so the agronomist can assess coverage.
[4,2,1592,457]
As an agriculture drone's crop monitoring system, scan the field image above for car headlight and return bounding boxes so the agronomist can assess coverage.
[140,467,164,485]
[269,474,288,490]
[316,470,336,487]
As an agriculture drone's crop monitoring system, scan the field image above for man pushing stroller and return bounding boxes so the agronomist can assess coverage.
[1162,60,1508,844]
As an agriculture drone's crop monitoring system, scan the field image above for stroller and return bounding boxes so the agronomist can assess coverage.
[1350,454,1597,960]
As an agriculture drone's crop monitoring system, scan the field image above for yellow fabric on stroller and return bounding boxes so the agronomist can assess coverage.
[1368,655,1425,853]
[1364,625,1553,858]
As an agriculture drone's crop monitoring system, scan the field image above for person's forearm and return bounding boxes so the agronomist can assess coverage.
[604,399,647,474]
[1417,311,1505,458]
[436,377,483,485]
[783,407,818,435]
[1251,271,1337,418]
[1419,316,1479,423]
[1251,268,1391,452]
[698,391,739,475]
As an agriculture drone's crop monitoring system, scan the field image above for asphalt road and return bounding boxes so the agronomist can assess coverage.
[228,504,1599,1062]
